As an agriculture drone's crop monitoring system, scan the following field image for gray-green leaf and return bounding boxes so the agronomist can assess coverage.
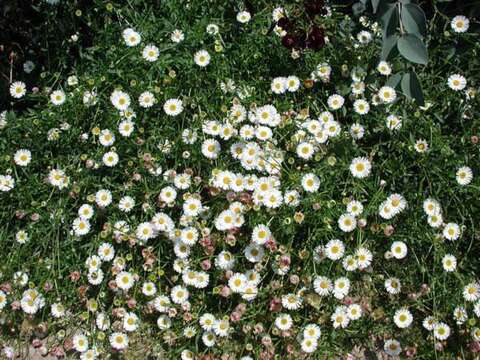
[401,71,425,106]
[402,4,426,36]
[381,35,398,60]
[386,73,402,89]
[397,34,428,65]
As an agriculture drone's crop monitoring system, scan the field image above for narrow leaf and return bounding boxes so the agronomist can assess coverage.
[401,71,425,106]
[381,35,398,60]
[371,0,380,13]
[397,34,428,65]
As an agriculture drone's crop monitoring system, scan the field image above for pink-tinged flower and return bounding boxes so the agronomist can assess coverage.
[201,259,211,270]
[342,297,354,305]
[43,282,53,292]
[200,236,212,247]
[406,346,417,357]
[261,336,273,347]
[32,339,42,348]
[280,255,291,267]
[384,225,395,236]
[225,234,236,246]
[168,308,178,318]
[11,301,21,311]
[183,312,193,322]
[265,238,277,251]
[235,303,247,314]
[469,342,480,352]
[126,298,137,309]
[30,213,40,221]
[239,192,252,204]
[69,271,80,282]
[0,283,12,293]
[230,311,242,322]
[63,338,73,351]
[253,323,264,334]
[226,192,236,201]
[269,297,282,312]
[220,285,231,298]
[50,346,65,358]
[260,351,274,360]
[289,275,300,285]
[205,245,215,256]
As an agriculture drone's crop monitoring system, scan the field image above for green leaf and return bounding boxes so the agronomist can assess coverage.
[402,4,426,36]
[371,0,381,13]
[386,73,402,89]
[381,35,398,60]
[397,34,428,64]
[401,71,425,106]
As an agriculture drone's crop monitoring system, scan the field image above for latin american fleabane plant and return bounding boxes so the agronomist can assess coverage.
[0,0,479,359]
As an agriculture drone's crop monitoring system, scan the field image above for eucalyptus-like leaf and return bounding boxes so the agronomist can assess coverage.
[381,35,399,60]
[401,71,425,105]
[386,73,402,89]
[402,3,427,36]
[397,34,428,64]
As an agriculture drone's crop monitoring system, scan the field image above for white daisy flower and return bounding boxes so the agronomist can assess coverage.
[109,332,129,350]
[138,91,155,108]
[353,99,370,115]
[115,271,135,291]
[142,44,159,62]
[377,61,392,75]
[170,29,185,43]
[443,222,461,241]
[448,74,467,91]
[456,166,473,185]
[433,322,451,340]
[72,334,89,353]
[50,90,66,106]
[275,313,293,330]
[391,241,408,259]
[122,28,141,46]
[349,157,372,178]
[194,50,211,67]
[271,77,287,94]
[301,173,320,192]
[110,90,131,111]
[163,98,183,116]
[384,339,402,356]
[393,308,413,328]
[327,94,345,110]
[236,11,251,23]
[10,81,26,98]
[13,149,31,166]
[378,86,396,103]
[338,213,357,232]
[451,15,469,33]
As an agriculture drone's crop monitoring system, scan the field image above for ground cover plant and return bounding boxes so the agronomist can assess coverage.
[1,0,480,359]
